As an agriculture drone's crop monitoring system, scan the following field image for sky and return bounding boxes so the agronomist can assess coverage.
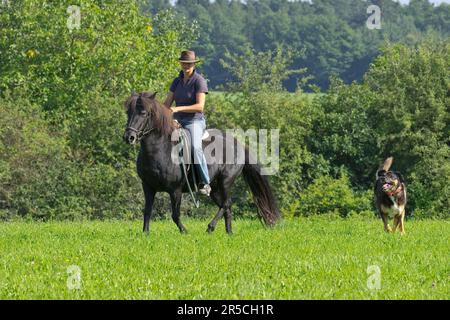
[397,0,449,4]
[170,0,450,5]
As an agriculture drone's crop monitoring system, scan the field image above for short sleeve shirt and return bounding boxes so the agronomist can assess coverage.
[169,69,208,121]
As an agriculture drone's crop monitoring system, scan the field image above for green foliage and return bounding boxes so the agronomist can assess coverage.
[0,1,199,220]
[0,92,144,220]
[0,93,67,218]
[0,1,447,220]
[165,0,450,90]
[207,46,318,213]
[308,79,379,185]
[284,174,372,218]
[0,1,197,123]
[364,41,449,218]
[220,46,309,93]
[65,88,130,165]
[208,40,449,219]
[309,40,450,218]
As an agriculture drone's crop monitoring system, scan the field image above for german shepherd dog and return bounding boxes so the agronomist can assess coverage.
[374,157,407,235]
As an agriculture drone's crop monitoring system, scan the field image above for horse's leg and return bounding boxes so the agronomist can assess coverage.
[170,189,187,233]
[207,174,237,234]
[207,207,224,233]
[207,180,225,233]
[142,183,156,234]
[224,204,233,235]
[221,173,239,235]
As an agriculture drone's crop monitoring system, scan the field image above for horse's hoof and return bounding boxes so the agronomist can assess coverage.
[207,225,215,233]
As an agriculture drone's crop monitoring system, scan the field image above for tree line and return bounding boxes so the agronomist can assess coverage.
[0,1,448,220]
[142,0,450,90]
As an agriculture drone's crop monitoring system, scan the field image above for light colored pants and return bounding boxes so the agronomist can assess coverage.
[178,116,210,185]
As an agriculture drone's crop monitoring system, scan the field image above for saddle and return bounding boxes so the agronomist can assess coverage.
[172,120,209,207]
[173,120,210,139]
[172,120,209,163]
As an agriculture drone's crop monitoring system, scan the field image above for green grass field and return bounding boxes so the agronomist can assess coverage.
[0,217,448,299]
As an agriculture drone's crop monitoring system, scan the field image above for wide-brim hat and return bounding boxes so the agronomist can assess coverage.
[178,50,200,63]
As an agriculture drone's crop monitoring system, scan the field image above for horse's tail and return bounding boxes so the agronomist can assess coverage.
[242,147,281,227]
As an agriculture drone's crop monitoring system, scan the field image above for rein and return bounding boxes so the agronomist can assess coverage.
[178,129,200,208]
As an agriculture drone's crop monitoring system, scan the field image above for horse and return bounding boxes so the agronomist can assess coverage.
[123,91,280,234]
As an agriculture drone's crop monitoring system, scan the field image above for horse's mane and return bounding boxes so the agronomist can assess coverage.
[124,91,175,137]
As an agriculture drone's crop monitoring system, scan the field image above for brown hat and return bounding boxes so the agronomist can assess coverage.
[178,50,200,63]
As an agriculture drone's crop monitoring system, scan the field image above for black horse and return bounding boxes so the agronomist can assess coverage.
[123,92,280,234]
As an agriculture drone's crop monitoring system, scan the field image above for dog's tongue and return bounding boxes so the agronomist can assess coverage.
[383,183,392,190]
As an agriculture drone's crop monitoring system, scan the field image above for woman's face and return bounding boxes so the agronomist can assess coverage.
[180,62,195,74]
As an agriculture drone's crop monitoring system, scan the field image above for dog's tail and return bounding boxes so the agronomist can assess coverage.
[376,156,393,179]
[382,157,394,171]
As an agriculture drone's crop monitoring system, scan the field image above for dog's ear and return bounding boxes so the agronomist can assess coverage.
[395,171,405,184]
[376,170,386,180]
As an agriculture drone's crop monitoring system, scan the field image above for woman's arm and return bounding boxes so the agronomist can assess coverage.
[163,91,175,108]
[171,92,206,113]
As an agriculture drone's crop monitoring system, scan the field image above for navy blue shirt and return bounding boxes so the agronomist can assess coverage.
[169,69,208,121]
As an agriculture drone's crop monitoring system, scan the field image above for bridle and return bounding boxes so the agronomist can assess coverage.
[126,110,155,143]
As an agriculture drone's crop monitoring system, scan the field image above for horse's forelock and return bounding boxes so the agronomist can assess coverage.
[124,93,140,112]
[139,95,153,112]
[125,92,175,136]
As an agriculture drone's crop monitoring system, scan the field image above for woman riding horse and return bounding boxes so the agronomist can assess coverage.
[123,52,280,234]
[163,50,211,196]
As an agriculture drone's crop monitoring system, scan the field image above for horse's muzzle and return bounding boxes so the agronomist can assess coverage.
[123,130,138,145]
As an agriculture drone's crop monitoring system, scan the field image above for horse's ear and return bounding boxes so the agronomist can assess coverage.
[150,92,157,100]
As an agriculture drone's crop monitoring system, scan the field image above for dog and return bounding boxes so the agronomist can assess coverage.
[374,157,407,235]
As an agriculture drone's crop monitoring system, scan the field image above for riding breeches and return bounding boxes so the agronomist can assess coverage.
[178,116,210,185]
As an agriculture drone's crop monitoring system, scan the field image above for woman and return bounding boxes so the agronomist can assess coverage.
[163,50,211,196]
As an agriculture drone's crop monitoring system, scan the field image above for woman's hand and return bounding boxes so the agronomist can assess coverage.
[170,107,177,113]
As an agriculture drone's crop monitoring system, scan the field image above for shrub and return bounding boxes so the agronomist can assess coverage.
[0,93,67,218]
[0,92,143,220]
[284,174,372,218]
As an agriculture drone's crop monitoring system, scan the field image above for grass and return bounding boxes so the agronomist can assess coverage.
[0,217,448,299]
